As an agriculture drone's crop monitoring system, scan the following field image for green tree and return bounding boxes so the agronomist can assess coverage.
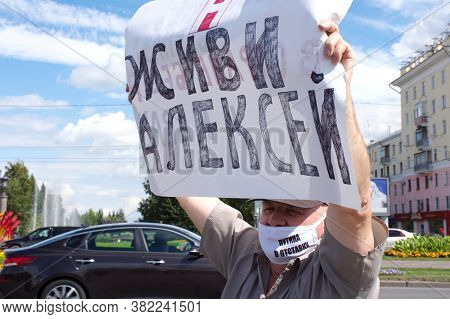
[4,161,36,233]
[104,209,126,224]
[81,209,104,226]
[138,179,256,233]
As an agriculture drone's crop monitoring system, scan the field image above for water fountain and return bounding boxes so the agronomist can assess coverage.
[42,190,47,227]
[32,186,38,230]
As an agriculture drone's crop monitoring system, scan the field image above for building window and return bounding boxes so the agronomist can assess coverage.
[381,168,384,177]
[426,198,430,212]
[432,100,436,114]
[434,149,438,162]
[392,145,396,156]
[386,166,390,177]
[442,69,446,85]
[417,200,422,212]
[406,135,410,146]
[401,182,405,195]
[408,179,411,192]
[400,162,403,173]
[413,87,417,100]
[393,164,396,175]
[446,171,449,186]
[399,142,402,154]
[435,173,438,187]
[394,184,397,196]
[416,177,420,191]
[394,204,398,214]
[442,95,447,109]
[374,170,378,178]
[401,203,405,213]
[447,196,450,210]
[444,120,447,135]
[405,113,409,126]
[422,82,426,96]
[407,156,411,168]
[431,75,435,89]
[425,175,429,189]
[435,197,440,210]
[445,145,448,159]
[409,200,412,213]
[432,124,437,137]
[405,91,409,104]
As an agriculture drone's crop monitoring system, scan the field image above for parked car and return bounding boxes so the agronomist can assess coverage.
[0,223,226,299]
[385,228,415,249]
[0,227,80,249]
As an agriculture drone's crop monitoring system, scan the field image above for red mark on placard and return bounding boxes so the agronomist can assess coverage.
[198,11,219,32]
[190,0,233,34]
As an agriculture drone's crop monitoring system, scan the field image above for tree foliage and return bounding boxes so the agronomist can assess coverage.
[138,179,256,234]
[80,208,126,226]
[3,161,36,233]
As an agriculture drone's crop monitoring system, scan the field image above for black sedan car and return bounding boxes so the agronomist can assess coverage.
[0,223,225,299]
[1,227,80,249]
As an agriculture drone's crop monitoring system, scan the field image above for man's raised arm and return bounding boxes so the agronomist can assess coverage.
[176,197,220,234]
[319,21,375,255]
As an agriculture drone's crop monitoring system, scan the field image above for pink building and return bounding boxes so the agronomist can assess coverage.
[368,32,449,235]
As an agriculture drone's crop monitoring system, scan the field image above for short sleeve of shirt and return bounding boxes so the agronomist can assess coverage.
[200,200,258,278]
[317,217,388,298]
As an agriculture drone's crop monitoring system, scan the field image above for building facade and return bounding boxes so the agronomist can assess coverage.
[368,32,450,235]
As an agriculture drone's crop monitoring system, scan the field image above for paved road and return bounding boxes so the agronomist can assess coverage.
[380,287,450,299]
[382,259,450,269]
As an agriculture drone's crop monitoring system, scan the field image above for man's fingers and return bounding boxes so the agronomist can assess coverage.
[318,20,339,35]
[332,41,347,65]
[324,32,343,57]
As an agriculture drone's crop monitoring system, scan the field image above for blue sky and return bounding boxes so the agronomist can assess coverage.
[0,0,448,220]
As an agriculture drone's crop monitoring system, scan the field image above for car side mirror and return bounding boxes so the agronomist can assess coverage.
[188,247,203,258]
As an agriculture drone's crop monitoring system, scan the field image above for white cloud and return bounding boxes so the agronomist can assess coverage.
[58,111,138,149]
[0,94,68,108]
[67,53,125,91]
[368,0,447,17]
[105,92,128,100]
[0,0,127,33]
[350,48,402,142]
[349,15,404,33]
[391,7,449,58]
[0,20,122,66]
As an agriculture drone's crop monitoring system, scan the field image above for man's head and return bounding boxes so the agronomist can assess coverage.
[260,200,328,238]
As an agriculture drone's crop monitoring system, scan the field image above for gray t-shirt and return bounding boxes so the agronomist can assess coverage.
[200,201,388,299]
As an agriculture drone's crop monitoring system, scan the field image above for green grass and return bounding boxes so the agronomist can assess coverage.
[380,268,450,282]
[383,256,450,261]
[95,241,133,248]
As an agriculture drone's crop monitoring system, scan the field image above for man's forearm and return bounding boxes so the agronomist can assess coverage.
[345,85,371,212]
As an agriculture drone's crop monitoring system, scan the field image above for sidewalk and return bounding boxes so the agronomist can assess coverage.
[380,281,450,288]
[382,259,450,269]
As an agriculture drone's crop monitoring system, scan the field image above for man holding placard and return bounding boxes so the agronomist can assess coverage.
[125,0,388,298]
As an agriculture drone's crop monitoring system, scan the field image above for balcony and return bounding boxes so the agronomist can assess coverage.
[416,138,430,150]
[380,156,391,165]
[415,115,428,127]
[414,161,432,174]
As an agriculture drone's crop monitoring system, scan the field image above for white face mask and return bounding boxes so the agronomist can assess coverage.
[258,214,326,265]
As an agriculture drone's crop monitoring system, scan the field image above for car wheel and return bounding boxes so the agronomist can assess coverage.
[9,245,21,249]
[41,280,86,299]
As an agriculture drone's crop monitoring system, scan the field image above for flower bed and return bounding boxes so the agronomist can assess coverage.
[385,235,450,258]
[0,249,5,270]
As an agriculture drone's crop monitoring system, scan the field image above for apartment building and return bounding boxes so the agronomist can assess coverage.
[368,31,449,235]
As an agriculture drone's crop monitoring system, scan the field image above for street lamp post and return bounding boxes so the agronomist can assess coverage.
[0,175,8,212]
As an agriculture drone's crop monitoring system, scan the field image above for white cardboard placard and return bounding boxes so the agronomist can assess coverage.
[125,0,360,209]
